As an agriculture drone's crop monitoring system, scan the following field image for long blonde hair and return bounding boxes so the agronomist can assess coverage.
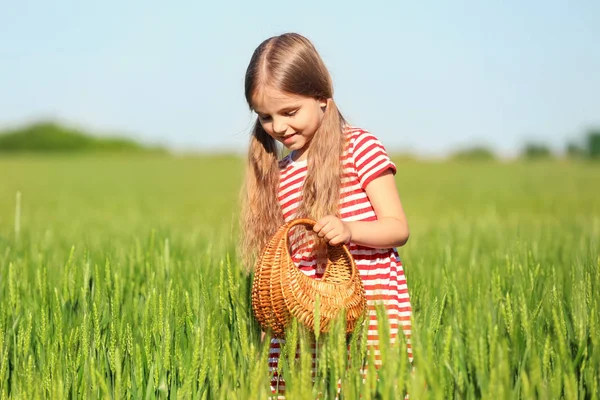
[241,33,347,271]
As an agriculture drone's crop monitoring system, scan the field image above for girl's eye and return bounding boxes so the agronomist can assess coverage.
[259,115,271,122]
[286,110,298,117]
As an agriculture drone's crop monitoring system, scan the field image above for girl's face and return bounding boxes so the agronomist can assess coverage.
[252,85,327,159]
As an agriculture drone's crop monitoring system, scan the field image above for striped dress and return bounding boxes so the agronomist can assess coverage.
[269,126,413,394]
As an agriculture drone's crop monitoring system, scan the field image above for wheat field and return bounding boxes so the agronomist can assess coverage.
[0,154,598,399]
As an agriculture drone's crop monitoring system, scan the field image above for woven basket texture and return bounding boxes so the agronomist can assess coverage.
[251,218,367,338]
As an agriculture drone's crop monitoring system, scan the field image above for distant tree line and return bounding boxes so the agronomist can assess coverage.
[0,121,165,153]
[452,128,600,161]
[1,120,598,160]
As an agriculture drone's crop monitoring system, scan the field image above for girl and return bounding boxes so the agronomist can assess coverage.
[241,32,413,396]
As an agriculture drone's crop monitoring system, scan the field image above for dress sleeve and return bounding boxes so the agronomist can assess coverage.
[351,130,397,189]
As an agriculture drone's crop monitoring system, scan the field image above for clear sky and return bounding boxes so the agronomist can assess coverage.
[1,1,599,157]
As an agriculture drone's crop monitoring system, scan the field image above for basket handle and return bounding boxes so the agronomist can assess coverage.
[284,218,349,247]
[284,218,357,280]
[286,218,318,230]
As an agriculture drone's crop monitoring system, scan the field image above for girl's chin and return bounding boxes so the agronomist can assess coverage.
[283,142,303,151]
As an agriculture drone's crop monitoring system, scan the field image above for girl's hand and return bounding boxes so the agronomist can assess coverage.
[313,215,352,246]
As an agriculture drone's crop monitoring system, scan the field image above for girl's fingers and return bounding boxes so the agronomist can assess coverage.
[318,222,334,238]
[315,218,345,243]
[325,229,341,242]
[314,215,338,233]
[314,217,331,232]
[329,230,350,246]
[329,234,345,246]
[314,221,326,235]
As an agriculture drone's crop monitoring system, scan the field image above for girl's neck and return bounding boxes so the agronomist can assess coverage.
[291,147,308,162]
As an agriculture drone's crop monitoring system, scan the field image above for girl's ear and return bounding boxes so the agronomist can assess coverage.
[319,98,330,111]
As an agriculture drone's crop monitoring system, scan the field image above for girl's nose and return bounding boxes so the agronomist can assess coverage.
[273,118,288,135]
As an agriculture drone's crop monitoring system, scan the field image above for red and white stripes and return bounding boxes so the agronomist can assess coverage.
[269,127,413,395]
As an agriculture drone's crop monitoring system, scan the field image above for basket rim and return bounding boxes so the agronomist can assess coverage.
[283,218,358,284]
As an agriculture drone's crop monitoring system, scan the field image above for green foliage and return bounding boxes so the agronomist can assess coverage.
[0,155,598,398]
[565,128,600,160]
[450,146,496,161]
[566,142,585,159]
[0,121,165,153]
[586,129,600,159]
[521,143,553,160]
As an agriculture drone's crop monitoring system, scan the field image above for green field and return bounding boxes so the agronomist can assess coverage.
[0,154,598,399]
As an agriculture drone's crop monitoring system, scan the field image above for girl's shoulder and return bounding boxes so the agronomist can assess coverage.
[343,124,368,139]
[343,125,389,154]
[343,124,396,188]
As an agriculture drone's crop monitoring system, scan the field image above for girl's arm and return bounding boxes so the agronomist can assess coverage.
[313,169,409,248]
[348,169,409,248]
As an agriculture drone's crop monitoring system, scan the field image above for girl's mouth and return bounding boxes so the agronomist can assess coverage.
[283,134,297,145]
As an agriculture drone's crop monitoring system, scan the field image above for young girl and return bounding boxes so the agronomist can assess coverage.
[241,32,413,396]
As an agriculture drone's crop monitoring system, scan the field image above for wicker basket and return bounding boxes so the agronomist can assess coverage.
[251,218,367,338]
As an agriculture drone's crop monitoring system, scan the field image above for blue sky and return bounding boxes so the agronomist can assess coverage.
[1,1,599,157]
